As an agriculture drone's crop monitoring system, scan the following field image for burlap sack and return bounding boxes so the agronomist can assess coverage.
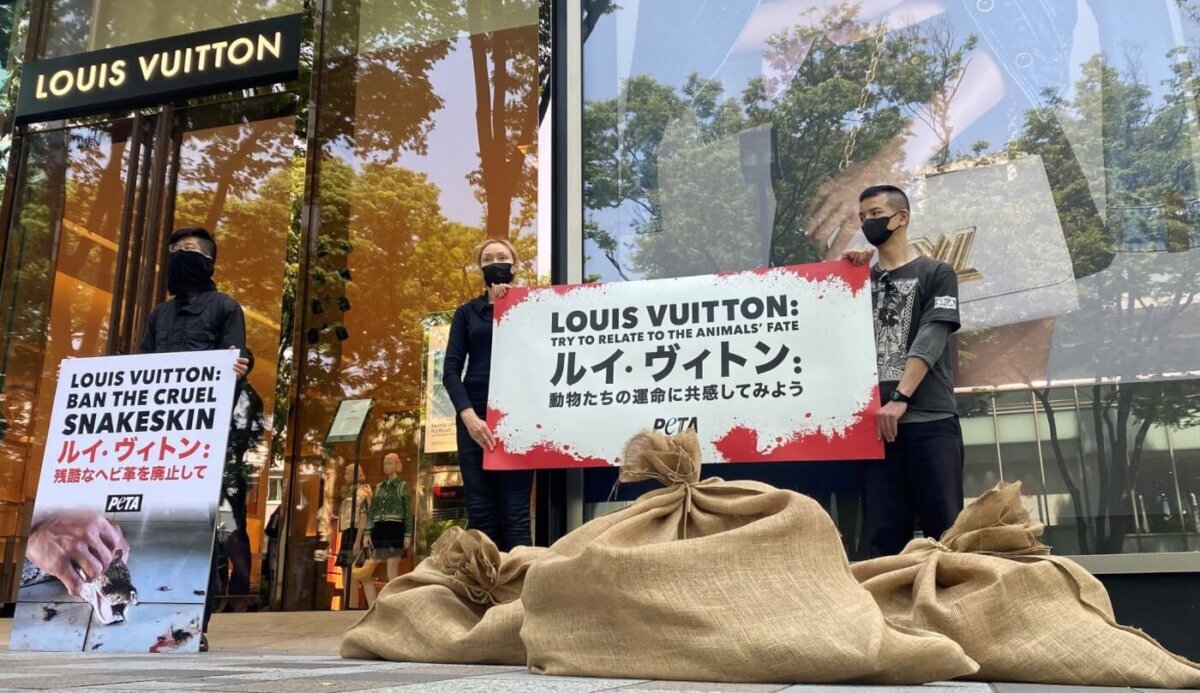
[520,430,978,684]
[852,482,1200,688]
[341,526,545,664]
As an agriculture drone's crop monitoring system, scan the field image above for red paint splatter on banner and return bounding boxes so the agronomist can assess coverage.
[493,283,603,324]
[492,288,527,324]
[484,408,611,470]
[713,387,883,462]
[713,261,869,298]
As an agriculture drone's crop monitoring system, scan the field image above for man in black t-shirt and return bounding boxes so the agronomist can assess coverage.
[844,185,965,557]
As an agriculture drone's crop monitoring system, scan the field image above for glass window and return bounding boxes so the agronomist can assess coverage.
[959,393,998,499]
[1170,419,1200,548]
[40,0,302,58]
[1034,387,1090,554]
[582,0,1200,558]
[0,122,135,601]
[171,98,297,605]
[284,0,545,610]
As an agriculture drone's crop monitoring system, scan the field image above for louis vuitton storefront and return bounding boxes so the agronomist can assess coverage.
[0,0,1198,660]
[0,0,554,615]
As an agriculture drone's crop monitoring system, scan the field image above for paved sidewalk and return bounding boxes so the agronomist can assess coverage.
[0,613,1187,692]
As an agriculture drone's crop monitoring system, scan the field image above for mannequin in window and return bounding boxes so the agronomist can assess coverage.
[337,462,375,608]
[364,452,413,582]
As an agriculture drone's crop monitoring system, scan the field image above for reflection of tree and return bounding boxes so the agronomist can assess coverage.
[0,125,134,495]
[1002,50,1200,554]
[902,19,977,170]
[302,0,540,464]
[467,0,538,238]
[582,5,971,279]
[41,0,297,57]
[302,157,536,452]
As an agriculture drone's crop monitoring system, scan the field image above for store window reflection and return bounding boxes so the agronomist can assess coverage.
[582,0,1200,557]
[40,0,301,58]
[0,124,133,600]
[1034,387,1090,554]
[172,106,295,610]
[284,0,543,610]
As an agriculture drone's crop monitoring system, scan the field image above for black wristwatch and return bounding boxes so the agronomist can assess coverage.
[889,390,912,404]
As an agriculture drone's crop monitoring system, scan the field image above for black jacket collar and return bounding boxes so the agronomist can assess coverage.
[468,293,491,320]
[175,289,218,315]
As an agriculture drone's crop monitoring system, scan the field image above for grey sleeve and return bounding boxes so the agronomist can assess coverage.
[907,320,953,368]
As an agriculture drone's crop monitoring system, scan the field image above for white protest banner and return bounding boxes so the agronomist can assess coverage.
[11,350,238,653]
[485,262,883,469]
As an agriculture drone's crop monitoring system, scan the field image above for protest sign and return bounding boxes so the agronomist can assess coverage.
[485,262,882,470]
[11,350,238,653]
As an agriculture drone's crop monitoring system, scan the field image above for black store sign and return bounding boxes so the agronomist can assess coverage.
[16,14,303,123]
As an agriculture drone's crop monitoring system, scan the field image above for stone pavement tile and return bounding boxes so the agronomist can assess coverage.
[0,673,163,689]
[246,661,365,669]
[778,684,993,693]
[206,677,453,693]
[136,668,265,678]
[988,681,1128,685]
[384,664,526,676]
[350,680,639,693]
[67,681,228,691]
[191,663,445,684]
[310,672,464,685]
[479,671,647,685]
[623,682,788,692]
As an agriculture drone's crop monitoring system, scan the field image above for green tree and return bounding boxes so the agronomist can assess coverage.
[581,4,974,279]
[1006,50,1200,554]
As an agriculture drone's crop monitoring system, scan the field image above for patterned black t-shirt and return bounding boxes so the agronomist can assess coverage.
[871,256,961,417]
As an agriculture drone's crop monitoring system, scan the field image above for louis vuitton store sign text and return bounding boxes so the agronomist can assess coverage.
[16,14,302,123]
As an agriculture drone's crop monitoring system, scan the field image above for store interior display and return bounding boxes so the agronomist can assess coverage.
[335,462,375,609]
[366,453,413,583]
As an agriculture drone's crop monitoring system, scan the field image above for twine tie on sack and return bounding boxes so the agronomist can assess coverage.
[931,482,1052,557]
[429,527,504,606]
[616,430,706,539]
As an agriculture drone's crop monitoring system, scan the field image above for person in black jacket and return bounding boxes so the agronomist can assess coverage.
[139,226,249,651]
[442,238,533,551]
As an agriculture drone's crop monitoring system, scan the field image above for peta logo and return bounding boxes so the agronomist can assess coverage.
[653,417,698,434]
[934,296,957,310]
[105,494,143,513]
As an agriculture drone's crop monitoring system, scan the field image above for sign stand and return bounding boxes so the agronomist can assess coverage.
[325,398,373,609]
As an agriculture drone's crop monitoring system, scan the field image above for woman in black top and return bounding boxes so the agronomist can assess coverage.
[441,238,534,551]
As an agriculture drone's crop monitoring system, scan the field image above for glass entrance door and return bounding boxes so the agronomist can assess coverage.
[0,94,298,606]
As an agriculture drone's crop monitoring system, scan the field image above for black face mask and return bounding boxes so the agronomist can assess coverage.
[167,250,216,296]
[482,262,514,287]
[862,212,901,247]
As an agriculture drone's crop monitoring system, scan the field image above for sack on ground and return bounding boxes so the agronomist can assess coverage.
[852,482,1200,688]
[341,526,545,665]
[520,430,978,685]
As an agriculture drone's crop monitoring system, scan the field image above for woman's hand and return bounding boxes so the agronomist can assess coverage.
[460,408,496,451]
[489,283,512,301]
